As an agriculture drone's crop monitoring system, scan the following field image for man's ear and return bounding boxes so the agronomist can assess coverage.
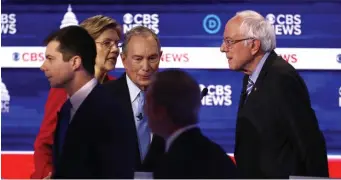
[70,55,82,70]
[251,39,261,56]
[159,50,163,58]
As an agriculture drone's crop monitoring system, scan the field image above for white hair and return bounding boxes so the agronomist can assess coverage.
[235,10,276,52]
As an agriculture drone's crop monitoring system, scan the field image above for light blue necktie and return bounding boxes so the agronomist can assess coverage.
[136,91,151,161]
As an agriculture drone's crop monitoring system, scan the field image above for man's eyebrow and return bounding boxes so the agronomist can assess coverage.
[45,54,54,59]
[132,55,143,58]
[148,53,159,57]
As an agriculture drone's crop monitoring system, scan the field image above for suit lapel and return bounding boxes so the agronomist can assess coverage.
[241,50,278,107]
[116,74,136,126]
[56,85,99,164]
[235,51,278,154]
[114,74,165,168]
[237,75,249,111]
[52,111,62,168]
[115,74,143,166]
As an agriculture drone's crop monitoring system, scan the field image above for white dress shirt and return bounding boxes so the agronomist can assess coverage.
[126,75,153,141]
[68,78,98,122]
[165,124,197,152]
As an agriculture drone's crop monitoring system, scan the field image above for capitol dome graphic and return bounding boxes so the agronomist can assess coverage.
[60,4,79,29]
[1,78,10,113]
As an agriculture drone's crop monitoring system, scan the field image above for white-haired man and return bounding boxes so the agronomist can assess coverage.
[221,10,329,178]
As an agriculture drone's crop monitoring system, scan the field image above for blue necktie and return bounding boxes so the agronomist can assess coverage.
[137,91,151,161]
[57,99,72,155]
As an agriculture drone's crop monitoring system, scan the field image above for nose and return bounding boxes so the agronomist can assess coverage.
[220,42,226,53]
[141,59,150,72]
[40,61,47,72]
[109,43,119,54]
[221,43,231,53]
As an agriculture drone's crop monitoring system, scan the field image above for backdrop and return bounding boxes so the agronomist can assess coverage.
[1,2,341,178]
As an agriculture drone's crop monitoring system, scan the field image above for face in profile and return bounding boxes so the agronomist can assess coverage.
[220,17,254,71]
[121,35,162,90]
[41,40,74,88]
[95,28,120,72]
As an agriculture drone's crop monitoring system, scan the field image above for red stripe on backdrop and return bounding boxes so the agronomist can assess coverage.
[1,154,341,178]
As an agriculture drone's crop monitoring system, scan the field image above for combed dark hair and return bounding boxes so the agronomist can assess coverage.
[44,26,97,75]
[150,69,201,126]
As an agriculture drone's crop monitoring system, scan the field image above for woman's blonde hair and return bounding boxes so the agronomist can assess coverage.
[80,15,122,40]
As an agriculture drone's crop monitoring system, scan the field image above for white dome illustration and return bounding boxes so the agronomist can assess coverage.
[1,78,10,102]
[60,4,79,29]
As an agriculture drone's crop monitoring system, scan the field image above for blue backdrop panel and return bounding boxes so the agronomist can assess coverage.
[2,68,340,155]
[2,3,341,47]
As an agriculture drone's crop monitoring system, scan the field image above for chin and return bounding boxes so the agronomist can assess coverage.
[104,64,115,72]
[228,64,237,71]
[229,63,242,71]
[140,81,151,87]
[50,82,62,88]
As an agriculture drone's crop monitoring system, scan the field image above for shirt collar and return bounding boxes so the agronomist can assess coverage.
[249,52,270,83]
[165,124,197,152]
[126,74,141,102]
[69,78,98,112]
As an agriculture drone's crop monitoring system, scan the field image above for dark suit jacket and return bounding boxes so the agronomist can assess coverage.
[154,128,237,179]
[32,75,115,179]
[103,74,165,172]
[235,51,329,178]
[52,84,136,179]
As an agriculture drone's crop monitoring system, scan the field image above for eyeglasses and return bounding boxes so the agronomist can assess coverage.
[95,40,122,49]
[222,37,254,48]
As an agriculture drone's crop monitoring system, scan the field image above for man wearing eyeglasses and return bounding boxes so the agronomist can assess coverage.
[103,26,165,173]
[220,10,329,178]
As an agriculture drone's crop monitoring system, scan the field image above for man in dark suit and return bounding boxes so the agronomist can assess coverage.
[144,69,237,179]
[103,26,165,172]
[220,10,329,178]
[41,26,136,178]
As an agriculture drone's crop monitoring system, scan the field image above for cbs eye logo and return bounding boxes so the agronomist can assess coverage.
[337,54,341,64]
[12,52,20,61]
[265,14,276,25]
[339,86,341,107]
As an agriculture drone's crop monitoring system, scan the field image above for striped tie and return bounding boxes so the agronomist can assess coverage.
[246,78,254,96]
